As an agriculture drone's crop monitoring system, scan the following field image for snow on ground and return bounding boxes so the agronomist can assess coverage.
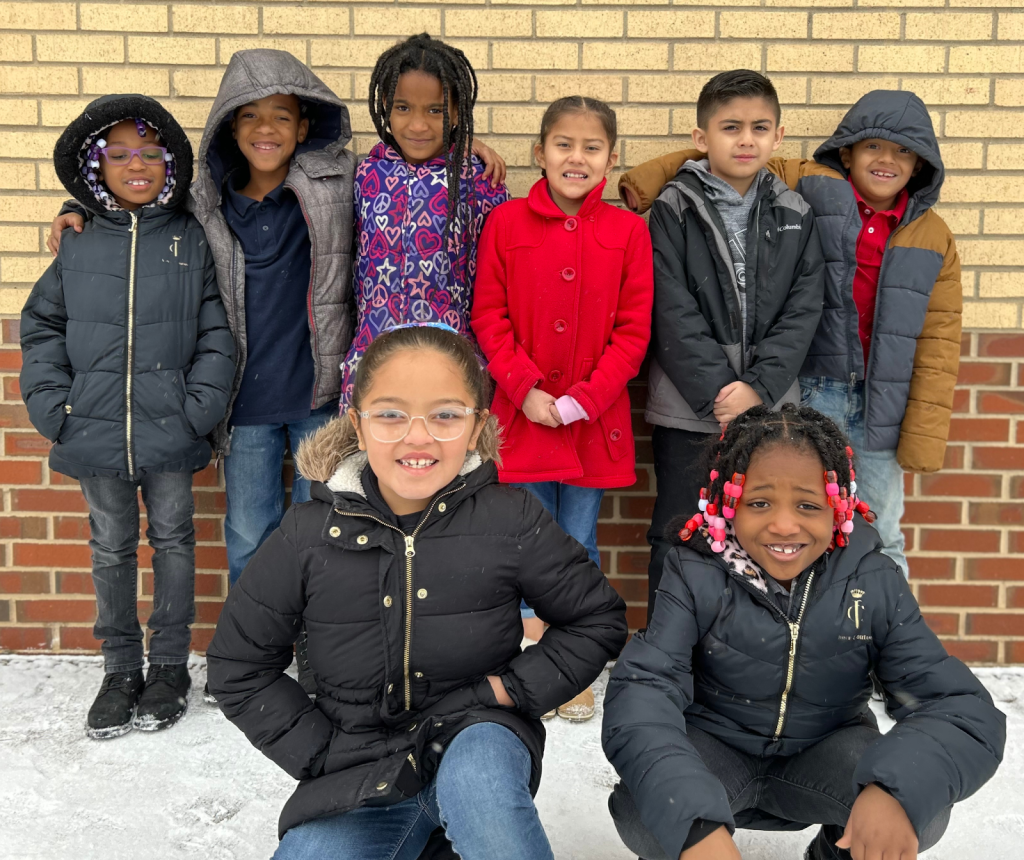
[0,656,1021,860]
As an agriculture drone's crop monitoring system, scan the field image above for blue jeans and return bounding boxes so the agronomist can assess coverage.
[515,482,605,618]
[799,377,908,578]
[224,402,337,586]
[274,723,554,860]
[78,471,196,672]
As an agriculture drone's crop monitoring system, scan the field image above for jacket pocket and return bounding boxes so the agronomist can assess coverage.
[175,370,198,438]
[599,395,631,462]
[56,372,86,441]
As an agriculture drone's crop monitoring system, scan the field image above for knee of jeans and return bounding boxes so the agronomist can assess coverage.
[436,723,532,801]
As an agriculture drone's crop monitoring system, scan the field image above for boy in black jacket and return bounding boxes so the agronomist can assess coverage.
[644,70,824,619]
[20,96,235,739]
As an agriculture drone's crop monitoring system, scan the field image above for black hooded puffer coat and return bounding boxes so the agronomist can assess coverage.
[20,94,235,480]
[602,521,1005,860]
[207,420,628,838]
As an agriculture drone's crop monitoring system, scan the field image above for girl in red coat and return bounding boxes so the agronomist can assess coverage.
[472,96,653,720]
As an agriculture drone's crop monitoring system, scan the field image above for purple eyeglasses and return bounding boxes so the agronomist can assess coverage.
[98,145,169,166]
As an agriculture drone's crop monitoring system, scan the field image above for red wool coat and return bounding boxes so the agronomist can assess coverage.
[472,179,653,488]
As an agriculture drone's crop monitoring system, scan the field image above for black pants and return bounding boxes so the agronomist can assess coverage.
[608,723,950,860]
[647,426,711,622]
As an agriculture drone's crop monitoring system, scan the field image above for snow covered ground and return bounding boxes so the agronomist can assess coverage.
[0,656,1021,860]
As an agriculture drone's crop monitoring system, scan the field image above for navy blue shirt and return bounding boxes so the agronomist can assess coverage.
[224,174,315,425]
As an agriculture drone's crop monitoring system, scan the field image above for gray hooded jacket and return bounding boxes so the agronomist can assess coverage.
[190,50,355,452]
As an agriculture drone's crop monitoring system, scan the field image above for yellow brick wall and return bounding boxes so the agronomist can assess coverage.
[3,2,1024,663]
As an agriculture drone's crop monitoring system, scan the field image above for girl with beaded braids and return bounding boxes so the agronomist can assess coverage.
[341,33,511,406]
[602,402,1005,860]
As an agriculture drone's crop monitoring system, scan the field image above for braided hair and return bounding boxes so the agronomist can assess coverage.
[368,34,478,256]
[676,403,873,556]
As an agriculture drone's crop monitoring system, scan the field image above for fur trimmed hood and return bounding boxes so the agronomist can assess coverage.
[53,93,193,214]
[294,417,483,498]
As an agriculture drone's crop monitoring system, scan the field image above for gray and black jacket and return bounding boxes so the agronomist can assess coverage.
[602,523,1005,860]
[191,49,356,452]
[646,169,825,433]
[21,94,235,480]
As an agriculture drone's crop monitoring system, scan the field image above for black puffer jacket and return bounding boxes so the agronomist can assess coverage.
[602,522,1005,860]
[646,169,824,433]
[20,94,235,480]
[207,420,627,838]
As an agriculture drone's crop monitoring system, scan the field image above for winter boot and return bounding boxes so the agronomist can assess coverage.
[202,681,217,704]
[557,686,596,721]
[133,663,191,731]
[86,669,145,739]
[804,825,853,860]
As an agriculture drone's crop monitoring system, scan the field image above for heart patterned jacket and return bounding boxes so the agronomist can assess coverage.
[341,142,510,405]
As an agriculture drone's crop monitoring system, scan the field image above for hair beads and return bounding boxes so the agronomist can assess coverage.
[676,403,877,555]
[79,118,176,211]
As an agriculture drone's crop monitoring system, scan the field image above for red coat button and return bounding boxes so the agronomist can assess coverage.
[561,267,575,281]
[564,218,577,232]
[554,319,567,333]
[610,429,622,441]
[549,370,562,382]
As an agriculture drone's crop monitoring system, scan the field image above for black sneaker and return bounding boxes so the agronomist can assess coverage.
[133,663,191,731]
[202,681,217,704]
[86,670,145,740]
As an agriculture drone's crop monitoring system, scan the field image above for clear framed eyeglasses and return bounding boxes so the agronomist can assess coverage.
[358,407,479,443]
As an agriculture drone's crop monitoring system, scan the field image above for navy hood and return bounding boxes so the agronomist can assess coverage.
[813,90,943,221]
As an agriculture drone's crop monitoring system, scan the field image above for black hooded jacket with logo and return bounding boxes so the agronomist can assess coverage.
[602,521,1005,860]
[20,94,235,480]
[207,421,627,838]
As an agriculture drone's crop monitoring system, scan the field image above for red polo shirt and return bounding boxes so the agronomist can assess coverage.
[851,178,908,366]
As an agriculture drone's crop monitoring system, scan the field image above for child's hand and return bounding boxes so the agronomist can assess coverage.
[837,784,918,860]
[523,388,560,427]
[47,212,84,257]
[713,381,762,425]
[471,139,507,187]
[487,675,515,707]
[679,825,741,860]
[548,403,564,426]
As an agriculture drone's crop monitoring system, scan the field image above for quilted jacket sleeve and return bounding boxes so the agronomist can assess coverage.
[566,217,653,420]
[602,549,735,860]
[649,195,738,418]
[619,149,694,214]
[19,256,72,442]
[896,224,962,473]
[183,243,236,438]
[471,207,545,408]
[206,510,335,782]
[856,573,1005,835]
[499,491,627,717]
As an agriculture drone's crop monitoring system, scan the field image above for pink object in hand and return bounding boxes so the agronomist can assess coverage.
[554,395,589,425]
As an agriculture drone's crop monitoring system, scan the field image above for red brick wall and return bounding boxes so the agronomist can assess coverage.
[2,318,1024,664]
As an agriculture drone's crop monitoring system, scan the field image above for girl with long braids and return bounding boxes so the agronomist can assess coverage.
[602,404,1004,860]
[341,34,510,406]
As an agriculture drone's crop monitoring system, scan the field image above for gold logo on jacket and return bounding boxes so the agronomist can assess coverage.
[847,589,866,630]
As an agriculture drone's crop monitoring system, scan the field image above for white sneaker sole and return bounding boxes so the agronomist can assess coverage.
[85,720,134,740]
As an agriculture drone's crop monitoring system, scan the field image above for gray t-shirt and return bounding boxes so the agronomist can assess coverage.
[681,159,767,345]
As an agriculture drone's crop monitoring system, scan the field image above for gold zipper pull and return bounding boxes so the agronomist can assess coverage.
[404,536,415,558]
[407,752,417,772]
[789,623,799,656]
[129,212,137,232]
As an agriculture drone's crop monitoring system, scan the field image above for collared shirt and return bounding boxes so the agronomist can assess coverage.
[851,178,909,367]
[224,173,315,426]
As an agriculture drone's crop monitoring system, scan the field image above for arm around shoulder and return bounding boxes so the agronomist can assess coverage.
[618,149,700,214]
[897,227,962,473]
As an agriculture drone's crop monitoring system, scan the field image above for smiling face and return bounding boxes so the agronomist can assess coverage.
[534,111,618,216]
[98,120,165,210]
[388,70,457,165]
[349,348,486,516]
[731,443,835,585]
[692,96,784,196]
[840,138,923,213]
[231,93,308,180]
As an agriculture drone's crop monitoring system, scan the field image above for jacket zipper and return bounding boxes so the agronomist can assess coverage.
[772,567,816,740]
[335,482,466,710]
[860,224,906,431]
[125,212,139,478]
[289,184,322,410]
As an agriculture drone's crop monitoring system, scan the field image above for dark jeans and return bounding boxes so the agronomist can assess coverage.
[79,471,196,673]
[647,426,711,622]
[609,724,951,860]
